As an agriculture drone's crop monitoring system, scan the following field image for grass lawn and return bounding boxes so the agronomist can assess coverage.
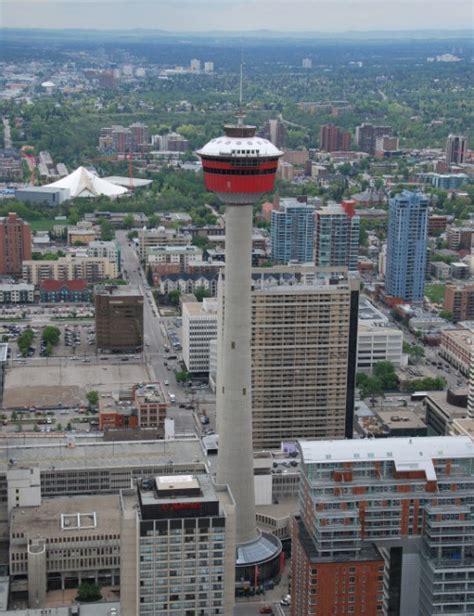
[29,219,56,232]
[425,284,446,304]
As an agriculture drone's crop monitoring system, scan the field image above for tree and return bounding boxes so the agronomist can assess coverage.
[168,289,181,306]
[194,286,210,302]
[359,376,385,401]
[11,410,18,422]
[66,422,73,431]
[17,328,34,357]
[42,325,60,346]
[76,582,102,603]
[86,390,99,408]
[147,214,159,228]
[99,219,115,241]
[176,370,190,383]
[146,268,154,286]
[123,213,134,229]
[56,423,62,431]
[439,310,453,321]
[373,361,398,390]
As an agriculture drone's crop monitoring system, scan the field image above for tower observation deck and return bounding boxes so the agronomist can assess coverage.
[197,123,283,587]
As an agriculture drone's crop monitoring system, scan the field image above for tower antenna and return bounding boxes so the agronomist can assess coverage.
[237,51,244,125]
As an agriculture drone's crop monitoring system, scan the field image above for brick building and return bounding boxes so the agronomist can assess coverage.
[320,124,351,152]
[0,213,32,277]
[444,283,474,322]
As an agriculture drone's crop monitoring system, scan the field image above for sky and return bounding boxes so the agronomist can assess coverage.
[1,0,471,32]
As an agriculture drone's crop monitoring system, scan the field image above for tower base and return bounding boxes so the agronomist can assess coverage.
[235,531,282,588]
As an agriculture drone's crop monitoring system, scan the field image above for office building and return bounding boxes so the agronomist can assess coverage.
[315,200,360,271]
[120,474,235,615]
[291,436,474,616]
[385,191,429,303]
[10,494,121,606]
[355,123,394,155]
[439,326,472,376]
[95,285,144,352]
[446,134,467,164]
[22,255,117,285]
[182,297,218,374]
[302,58,312,69]
[271,199,315,264]
[138,227,191,260]
[15,186,71,206]
[444,282,474,323]
[319,124,351,152]
[357,297,403,372]
[0,213,32,277]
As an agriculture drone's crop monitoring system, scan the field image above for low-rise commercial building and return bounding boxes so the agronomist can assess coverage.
[147,245,202,274]
[138,227,191,260]
[133,383,167,429]
[357,323,404,372]
[67,224,97,245]
[439,326,472,375]
[10,494,121,606]
[22,256,117,285]
[15,186,70,206]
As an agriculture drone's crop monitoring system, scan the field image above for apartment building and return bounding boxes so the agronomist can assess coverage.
[446,134,467,164]
[291,436,474,616]
[182,298,218,373]
[0,283,34,304]
[138,227,191,260]
[10,494,121,607]
[95,286,144,353]
[319,124,351,152]
[444,283,474,323]
[271,199,315,264]
[315,201,360,271]
[147,244,202,274]
[120,474,235,615]
[87,240,120,270]
[0,213,32,277]
[22,255,117,285]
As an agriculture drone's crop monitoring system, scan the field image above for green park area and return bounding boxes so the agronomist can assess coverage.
[424,284,446,305]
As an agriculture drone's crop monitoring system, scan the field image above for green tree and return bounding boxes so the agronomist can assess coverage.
[168,289,181,306]
[66,422,72,431]
[86,390,99,408]
[99,219,115,241]
[42,325,60,346]
[123,213,134,229]
[56,423,62,431]
[75,582,102,603]
[176,370,190,383]
[17,328,34,357]
[194,286,210,302]
[146,268,153,286]
[11,410,18,422]
[373,361,398,390]
[439,310,453,321]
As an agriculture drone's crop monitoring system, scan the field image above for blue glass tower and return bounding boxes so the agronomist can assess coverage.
[271,199,315,264]
[386,191,429,303]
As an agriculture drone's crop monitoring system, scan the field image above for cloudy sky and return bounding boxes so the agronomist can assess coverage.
[1,0,471,31]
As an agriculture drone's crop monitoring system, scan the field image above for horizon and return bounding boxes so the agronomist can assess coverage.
[1,0,471,32]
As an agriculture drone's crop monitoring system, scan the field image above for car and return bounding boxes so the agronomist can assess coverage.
[164,380,169,386]
[260,607,273,614]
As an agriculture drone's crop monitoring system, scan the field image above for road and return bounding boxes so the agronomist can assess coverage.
[117,231,196,434]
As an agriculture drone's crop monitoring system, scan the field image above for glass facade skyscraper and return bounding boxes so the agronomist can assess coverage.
[271,199,315,264]
[385,191,429,303]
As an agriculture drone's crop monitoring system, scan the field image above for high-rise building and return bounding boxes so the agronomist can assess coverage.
[444,282,474,323]
[204,61,214,73]
[468,347,474,418]
[0,212,32,277]
[251,268,359,448]
[182,297,218,374]
[302,58,312,69]
[291,436,474,616]
[320,124,351,152]
[129,122,150,150]
[190,58,201,72]
[385,191,429,303]
[271,198,315,264]
[446,134,467,164]
[355,123,394,155]
[95,285,144,353]
[198,119,283,583]
[259,119,288,149]
[120,474,236,615]
[315,200,360,271]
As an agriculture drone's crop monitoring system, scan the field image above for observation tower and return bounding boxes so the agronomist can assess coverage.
[197,120,283,583]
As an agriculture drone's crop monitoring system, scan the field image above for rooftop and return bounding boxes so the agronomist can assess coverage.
[299,435,474,466]
[11,494,120,538]
[95,285,143,298]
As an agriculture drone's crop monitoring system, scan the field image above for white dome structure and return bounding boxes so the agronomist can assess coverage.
[45,166,128,198]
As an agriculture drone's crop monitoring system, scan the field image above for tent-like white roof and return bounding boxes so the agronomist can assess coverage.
[45,166,128,198]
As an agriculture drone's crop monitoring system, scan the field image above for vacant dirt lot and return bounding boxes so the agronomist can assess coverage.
[4,362,153,408]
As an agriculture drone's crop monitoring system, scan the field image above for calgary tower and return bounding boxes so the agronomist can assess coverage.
[197,104,283,582]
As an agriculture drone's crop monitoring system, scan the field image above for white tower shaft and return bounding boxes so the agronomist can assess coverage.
[216,203,258,545]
